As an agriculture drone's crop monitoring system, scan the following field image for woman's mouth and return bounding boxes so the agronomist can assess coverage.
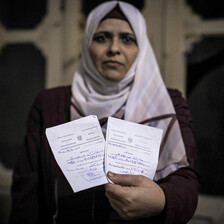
[103,60,123,68]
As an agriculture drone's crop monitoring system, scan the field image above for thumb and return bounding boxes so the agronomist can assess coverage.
[107,171,144,187]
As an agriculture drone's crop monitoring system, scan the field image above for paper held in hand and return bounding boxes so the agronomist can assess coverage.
[46,115,163,193]
[46,115,107,193]
[105,117,163,180]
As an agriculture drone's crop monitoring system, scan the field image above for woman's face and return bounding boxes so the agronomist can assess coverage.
[89,18,138,81]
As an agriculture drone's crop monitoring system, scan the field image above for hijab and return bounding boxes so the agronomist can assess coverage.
[71,1,188,180]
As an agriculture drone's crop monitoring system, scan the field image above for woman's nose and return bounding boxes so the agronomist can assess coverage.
[108,38,120,55]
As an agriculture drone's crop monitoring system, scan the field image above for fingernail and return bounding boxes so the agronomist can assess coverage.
[107,171,115,178]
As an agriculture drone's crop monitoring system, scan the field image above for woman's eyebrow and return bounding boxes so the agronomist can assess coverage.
[119,32,135,36]
[94,31,135,36]
[93,31,111,35]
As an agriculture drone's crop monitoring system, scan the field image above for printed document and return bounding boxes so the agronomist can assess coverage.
[105,117,163,180]
[46,115,108,192]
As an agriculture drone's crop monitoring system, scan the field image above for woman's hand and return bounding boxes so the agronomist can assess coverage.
[105,172,166,220]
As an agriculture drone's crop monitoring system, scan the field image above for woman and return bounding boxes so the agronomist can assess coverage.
[10,1,199,223]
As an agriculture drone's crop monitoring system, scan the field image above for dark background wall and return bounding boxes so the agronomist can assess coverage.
[185,0,224,196]
[0,0,46,169]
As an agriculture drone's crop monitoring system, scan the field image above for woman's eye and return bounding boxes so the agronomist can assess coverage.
[121,35,137,45]
[93,34,109,43]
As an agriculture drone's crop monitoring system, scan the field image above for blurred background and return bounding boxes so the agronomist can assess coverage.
[0,0,224,223]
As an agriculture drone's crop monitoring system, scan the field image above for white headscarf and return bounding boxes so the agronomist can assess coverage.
[71,1,188,180]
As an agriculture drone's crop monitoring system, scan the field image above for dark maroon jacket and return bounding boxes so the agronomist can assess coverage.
[10,86,199,224]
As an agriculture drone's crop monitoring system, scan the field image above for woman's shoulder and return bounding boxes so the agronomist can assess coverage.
[35,85,71,104]
[167,88,182,98]
[32,85,71,113]
[37,85,71,99]
[29,86,71,125]
[167,88,187,108]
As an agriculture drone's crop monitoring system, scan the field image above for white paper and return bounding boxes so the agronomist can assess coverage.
[105,117,163,180]
[45,115,108,193]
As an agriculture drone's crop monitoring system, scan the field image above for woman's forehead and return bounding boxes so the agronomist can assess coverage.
[95,18,134,34]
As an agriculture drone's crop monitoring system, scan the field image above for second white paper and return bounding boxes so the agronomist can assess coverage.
[105,117,163,180]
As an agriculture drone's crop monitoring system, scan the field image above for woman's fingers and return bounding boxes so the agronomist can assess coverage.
[105,172,166,220]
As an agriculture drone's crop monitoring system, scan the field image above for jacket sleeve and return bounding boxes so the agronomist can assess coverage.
[9,92,43,224]
[158,89,199,224]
